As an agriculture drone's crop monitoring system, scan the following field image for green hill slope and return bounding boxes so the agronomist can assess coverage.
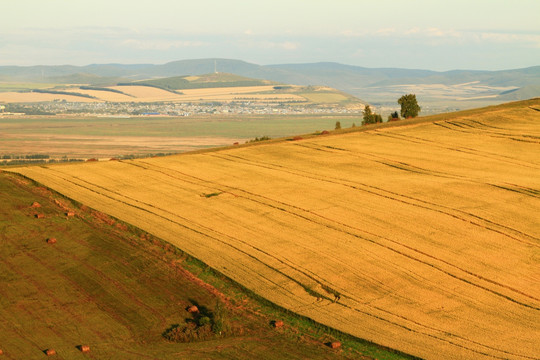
[121,72,275,90]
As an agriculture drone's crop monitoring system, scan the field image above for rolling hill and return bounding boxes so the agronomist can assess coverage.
[9,99,540,360]
[1,59,538,108]
[0,71,364,109]
[122,72,276,90]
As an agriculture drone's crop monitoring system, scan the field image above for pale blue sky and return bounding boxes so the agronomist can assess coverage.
[1,0,539,70]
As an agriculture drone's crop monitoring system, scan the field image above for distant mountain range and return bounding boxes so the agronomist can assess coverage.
[1,58,539,109]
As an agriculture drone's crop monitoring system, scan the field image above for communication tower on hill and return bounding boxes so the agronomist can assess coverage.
[214,59,218,74]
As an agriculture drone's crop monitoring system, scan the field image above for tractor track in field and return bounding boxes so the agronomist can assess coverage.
[310,142,540,201]
[34,163,539,359]
[137,158,539,304]
[120,160,540,359]
[203,153,539,304]
[211,151,539,246]
[39,167,326,303]
[433,121,540,143]
[296,142,540,231]
[371,130,540,170]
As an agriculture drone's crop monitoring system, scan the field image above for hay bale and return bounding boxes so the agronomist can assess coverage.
[0,348,4,355]
[293,136,303,141]
[46,238,57,244]
[66,212,75,217]
[45,348,56,356]
[233,142,239,145]
[272,320,284,328]
[328,341,341,349]
[186,305,199,313]
[321,130,330,135]
[78,345,90,353]
[35,214,45,219]
[31,202,42,208]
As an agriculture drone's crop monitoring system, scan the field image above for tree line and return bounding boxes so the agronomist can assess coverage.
[362,94,421,125]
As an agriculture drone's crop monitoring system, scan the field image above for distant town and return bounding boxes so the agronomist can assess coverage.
[1,100,362,117]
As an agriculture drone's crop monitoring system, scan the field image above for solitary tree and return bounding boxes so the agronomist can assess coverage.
[362,105,373,125]
[398,94,421,118]
[335,121,341,130]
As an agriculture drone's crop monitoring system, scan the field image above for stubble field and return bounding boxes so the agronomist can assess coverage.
[10,99,540,359]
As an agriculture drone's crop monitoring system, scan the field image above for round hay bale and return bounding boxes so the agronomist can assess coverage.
[46,238,57,244]
[79,345,90,353]
[35,214,45,219]
[292,136,303,141]
[186,305,199,313]
[0,348,4,355]
[321,130,330,135]
[272,320,284,328]
[31,202,42,208]
[45,348,56,356]
[66,212,75,217]
[233,142,239,145]
[328,341,341,349]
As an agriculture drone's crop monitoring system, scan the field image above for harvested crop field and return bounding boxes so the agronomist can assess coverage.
[10,99,540,360]
[0,91,98,103]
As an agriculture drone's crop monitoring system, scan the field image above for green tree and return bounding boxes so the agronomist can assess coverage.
[362,105,383,125]
[398,94,421,118]
[362,105,373,125]
[335,121,341,130]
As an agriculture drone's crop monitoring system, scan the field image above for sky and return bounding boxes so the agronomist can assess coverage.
[1,0,539,71]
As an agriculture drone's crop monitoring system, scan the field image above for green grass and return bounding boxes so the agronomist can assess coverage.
[0,114,364,159]
[123,73,271,90]
[0,172,413,359]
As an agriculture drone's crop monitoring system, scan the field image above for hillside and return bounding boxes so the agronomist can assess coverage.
[124,73,276,90]
[8,99,540,360]
[0,59,538,109]
[0,70,364,107]
[497,85,540,101]
[0,171,400,360]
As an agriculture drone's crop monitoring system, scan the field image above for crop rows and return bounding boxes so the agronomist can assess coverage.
[11,100,540,359]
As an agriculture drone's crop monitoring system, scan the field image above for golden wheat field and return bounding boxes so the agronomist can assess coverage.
[0,85,302,103]
[0,91,98,103]
[10,100,540,360]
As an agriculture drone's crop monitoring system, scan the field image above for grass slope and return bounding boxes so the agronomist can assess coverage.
[8,99,540,360]
[0,172,408,360]
[122,73,273,91]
